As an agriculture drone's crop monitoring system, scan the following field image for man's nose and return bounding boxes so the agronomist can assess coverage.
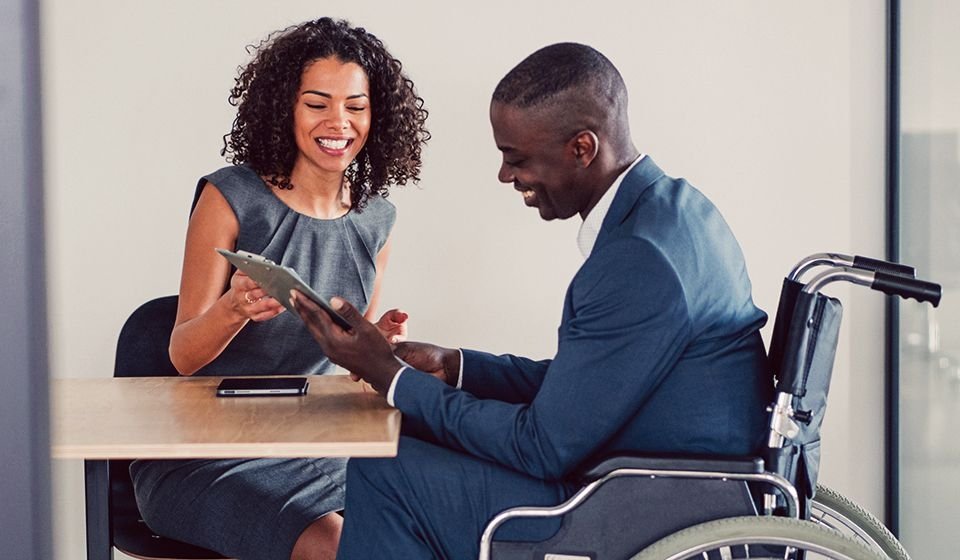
[497,163,514,184]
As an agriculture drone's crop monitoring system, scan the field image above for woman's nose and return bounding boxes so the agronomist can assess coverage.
[325,107,349,131]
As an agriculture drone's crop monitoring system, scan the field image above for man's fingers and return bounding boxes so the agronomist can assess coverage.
[291,290,334,339]
[393,342,415,360]
[330,296,364,324]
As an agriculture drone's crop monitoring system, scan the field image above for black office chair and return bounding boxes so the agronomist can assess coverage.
[479,254,941,560]
[86,295,228,560]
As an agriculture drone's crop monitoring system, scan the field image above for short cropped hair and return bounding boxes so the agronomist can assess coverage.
[492,43,627,110]
[223,17,429,210]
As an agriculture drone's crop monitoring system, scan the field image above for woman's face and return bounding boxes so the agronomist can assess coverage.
[292,57,371,176]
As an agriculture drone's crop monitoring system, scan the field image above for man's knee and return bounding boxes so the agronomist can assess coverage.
[345,438,443,510]
[345,456,400,499]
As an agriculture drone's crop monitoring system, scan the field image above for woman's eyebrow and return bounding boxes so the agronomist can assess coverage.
[301,90,369,100]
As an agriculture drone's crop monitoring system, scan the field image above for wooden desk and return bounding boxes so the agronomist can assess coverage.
[51,375,400,560]
[52,375,400,459]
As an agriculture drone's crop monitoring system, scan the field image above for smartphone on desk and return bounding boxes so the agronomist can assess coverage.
[216,377,309,397]
[216,248,352,331]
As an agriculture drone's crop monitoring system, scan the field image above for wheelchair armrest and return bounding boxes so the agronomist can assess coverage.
[579,453,765,482]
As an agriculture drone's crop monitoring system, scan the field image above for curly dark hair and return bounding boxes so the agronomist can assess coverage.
[222,18,429,210]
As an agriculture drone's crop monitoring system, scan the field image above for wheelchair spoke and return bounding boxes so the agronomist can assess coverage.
[629,516,886,560]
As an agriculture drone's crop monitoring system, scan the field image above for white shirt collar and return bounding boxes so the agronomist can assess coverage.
[577,154,645,258]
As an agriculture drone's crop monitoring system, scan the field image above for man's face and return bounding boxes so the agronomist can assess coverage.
[490,102,588,221]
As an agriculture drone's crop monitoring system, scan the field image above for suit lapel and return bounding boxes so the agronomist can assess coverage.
[592,157,666,253]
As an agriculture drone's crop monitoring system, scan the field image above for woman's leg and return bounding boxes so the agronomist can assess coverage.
[290,512,343,560]
[131,457,347,560]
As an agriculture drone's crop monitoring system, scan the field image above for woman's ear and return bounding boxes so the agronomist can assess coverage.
[570,130,600,168]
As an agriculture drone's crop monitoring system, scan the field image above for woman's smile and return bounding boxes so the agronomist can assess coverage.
[315,136,354,155]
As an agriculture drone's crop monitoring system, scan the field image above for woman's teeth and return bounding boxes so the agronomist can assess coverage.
[317,138,349,150]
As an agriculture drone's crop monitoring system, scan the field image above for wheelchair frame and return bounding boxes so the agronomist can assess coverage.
[479,252,941,560]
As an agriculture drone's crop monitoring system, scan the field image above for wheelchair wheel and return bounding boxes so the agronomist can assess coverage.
[630,516,887,560]
[811,484,910,560]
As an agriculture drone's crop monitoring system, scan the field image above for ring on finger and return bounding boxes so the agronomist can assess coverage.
[244,292,255,305]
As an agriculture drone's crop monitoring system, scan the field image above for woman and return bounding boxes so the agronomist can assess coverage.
[130,18,428,560]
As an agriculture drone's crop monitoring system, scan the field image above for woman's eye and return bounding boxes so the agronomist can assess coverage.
[305,103,326,110]
[347,106,368,112]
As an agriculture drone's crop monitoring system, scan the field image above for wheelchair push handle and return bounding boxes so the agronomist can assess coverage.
[852,255,916,277]
[789,252,916,282]
[872,272,942,307]
[803,266,942,308]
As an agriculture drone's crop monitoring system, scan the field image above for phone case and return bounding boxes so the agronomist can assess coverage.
[216,376,309,397]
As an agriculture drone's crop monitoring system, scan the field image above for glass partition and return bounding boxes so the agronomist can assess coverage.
[898,0,960,555]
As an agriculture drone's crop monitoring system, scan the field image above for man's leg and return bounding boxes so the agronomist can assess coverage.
[337,436,573,559]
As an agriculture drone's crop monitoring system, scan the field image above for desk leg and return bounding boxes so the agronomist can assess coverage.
[84,460,111,560]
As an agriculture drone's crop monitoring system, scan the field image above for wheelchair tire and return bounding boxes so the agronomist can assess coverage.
[630,515,887,560]
[812,484,910,560]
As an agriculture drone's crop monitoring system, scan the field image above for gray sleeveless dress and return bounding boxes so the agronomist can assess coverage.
[130,166,395,560]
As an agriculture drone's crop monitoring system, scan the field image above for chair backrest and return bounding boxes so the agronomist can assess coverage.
[108,295,227,559]
[114,295,180,377]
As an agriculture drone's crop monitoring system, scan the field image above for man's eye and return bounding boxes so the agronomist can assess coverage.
[506,160,525,167]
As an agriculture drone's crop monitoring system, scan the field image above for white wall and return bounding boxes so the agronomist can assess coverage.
[40,1,888,558]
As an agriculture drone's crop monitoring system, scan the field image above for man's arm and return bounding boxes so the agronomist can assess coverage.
[293,238,690,480]
[458,350,551,403]
[389,343,550,403]
[392,238,691,480]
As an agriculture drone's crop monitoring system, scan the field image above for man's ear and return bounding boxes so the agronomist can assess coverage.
[570,130,599,168]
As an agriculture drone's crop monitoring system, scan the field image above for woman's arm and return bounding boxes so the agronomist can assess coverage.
[365,237,408,342]
[169,183,284,375]
[364,237,392,321]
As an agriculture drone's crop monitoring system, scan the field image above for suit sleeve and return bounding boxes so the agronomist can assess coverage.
[393,238,692,480]
[458,350,551,403]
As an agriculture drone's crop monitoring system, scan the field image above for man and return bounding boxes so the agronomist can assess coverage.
[292,43,772,559]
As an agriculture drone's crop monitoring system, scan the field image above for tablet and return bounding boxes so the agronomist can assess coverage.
[216,248,352,331]
[216,376,309,397]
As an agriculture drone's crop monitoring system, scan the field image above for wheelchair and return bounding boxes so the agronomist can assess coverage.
[479,253,941,560]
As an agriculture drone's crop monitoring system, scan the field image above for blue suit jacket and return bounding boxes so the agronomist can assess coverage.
[394,157,772,481]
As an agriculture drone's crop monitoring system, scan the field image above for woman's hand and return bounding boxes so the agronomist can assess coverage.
[375,308,409,343]
[227,270,285,322]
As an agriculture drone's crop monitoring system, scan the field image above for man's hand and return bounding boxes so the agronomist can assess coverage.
[394,342,461,387]
[291,291,402,395]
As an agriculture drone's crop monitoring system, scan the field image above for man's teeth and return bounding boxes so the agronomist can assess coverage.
[522,190,534,200]
[317,138,349,150]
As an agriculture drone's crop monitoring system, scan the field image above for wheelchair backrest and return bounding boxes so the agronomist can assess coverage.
[763,254,940,511]
[766,284,843,504]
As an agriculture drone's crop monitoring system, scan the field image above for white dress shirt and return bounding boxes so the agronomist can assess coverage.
[387,350,463,406]
[577,154,645,259]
